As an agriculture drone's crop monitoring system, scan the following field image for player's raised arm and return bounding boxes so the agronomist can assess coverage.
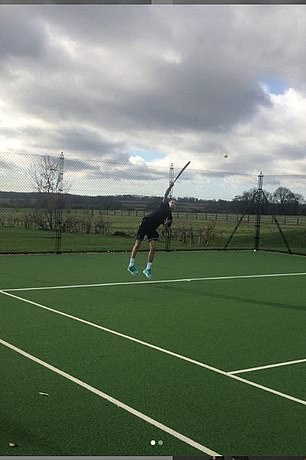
[163,181,174,203]
[162,161,191,203]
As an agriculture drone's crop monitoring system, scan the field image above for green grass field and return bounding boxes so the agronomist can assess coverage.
[0,209,306,254]
[0,250,306,455]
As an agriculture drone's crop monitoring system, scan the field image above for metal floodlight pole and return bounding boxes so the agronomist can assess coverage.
[165,163,175,252]
[254,171,264,251]
[58,152,64,193]
[258,170,264,190]
[225,170,292,254]
[55,152,64,254]
[254,171,292,254]
[169,162,174,198]
[224,171,263,251]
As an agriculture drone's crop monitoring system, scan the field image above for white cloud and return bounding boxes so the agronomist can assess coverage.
[129,155,147,166]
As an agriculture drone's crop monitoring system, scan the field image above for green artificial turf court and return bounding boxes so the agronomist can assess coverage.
[0,250,306,455]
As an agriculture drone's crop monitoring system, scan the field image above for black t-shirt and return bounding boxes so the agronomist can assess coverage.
[143,201,173,229]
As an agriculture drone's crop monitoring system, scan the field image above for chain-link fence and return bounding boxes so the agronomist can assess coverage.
[1,151,305,255]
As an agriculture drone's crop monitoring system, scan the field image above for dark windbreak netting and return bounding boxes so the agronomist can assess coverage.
[0,151,305,255]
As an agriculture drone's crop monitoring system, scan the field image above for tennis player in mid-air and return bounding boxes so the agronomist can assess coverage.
[128,181,176,279]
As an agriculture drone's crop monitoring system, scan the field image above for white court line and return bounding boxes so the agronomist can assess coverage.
[0,338,220,456]
[1,290,306,408]
[229,358,306,375]
[2,271,306,292]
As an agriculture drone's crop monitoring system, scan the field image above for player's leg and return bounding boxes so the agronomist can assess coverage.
[128,223,146,275]
[128,239,141,275]
[131,239,142,259]
[148,239,156,263]
[143,232,158,279]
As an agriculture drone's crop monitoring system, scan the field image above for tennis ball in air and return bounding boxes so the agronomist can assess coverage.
[253,249,257,252]
[224,154,228,158]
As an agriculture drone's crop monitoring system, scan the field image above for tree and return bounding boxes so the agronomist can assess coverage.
[30,153,68,230]
[232,187,272,213]
[294,193,305,205]
[31,154,65,194]
[273,186,295,204]
[272,186,302,214]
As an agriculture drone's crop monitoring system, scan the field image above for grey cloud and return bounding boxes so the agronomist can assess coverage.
[17,125,129,160]
[199,170,251,178]
[32,6,171,48]
[276,144,306,161]
[45,127,128,159]
[65,158,101,173]
[0,9,47,63]
[86,163,168,182]
[114,72,270,132]
[2,5,306,180]
[1,6,272,136]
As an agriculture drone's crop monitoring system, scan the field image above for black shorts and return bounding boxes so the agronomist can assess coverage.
[136,220,159,242]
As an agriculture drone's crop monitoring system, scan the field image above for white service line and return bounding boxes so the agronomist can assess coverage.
[2,271,306,292]
[0,338,220,456]
[1,290,306,408]
[228,358,306,375]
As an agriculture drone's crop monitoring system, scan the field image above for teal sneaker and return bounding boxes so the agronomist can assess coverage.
[127,265,139,276]
[143,268,152,279]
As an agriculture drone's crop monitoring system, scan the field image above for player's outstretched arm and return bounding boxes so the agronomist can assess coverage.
[163,181,174,203]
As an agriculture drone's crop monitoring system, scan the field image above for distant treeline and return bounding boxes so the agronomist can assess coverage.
[0,190,305,215]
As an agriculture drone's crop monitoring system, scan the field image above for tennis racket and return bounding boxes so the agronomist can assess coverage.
[173,161,190,184]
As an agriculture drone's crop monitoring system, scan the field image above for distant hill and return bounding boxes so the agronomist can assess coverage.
[0,190,234,213]
[1,191,304,214]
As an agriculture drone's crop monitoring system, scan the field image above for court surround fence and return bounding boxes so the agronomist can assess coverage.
[1,152,305,255]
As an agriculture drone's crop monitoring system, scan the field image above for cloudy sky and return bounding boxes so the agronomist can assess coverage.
[1,5,306,199]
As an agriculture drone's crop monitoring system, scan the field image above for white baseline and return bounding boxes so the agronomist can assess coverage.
[2,271,306,292]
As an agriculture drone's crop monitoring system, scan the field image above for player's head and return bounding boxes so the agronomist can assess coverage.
[168,198,177,208]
